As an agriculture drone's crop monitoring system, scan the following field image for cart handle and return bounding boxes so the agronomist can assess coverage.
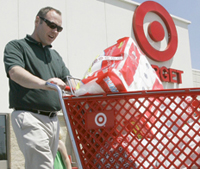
[65,85,76,91]
[65,86,71,91]
[48,81,74,92]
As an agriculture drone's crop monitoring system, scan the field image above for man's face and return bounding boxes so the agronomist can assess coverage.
[36,10,62,46]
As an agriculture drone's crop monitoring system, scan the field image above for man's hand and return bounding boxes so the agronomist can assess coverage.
[47,78,66,90]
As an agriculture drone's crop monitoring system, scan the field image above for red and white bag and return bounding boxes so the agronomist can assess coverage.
[75,37,163,96]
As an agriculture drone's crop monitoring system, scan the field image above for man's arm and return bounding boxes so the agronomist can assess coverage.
[58,140,72,169]
[9,66,66,90]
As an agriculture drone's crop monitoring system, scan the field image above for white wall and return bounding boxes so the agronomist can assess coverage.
[0,1,18,114]
[193,69,200,87]
[0,0,193,113]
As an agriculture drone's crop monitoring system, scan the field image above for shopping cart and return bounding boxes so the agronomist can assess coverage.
[47,82,200,169]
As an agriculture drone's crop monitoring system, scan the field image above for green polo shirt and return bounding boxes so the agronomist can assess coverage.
[4,35,70,111]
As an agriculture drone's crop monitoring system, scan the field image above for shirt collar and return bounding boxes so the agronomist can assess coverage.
[25,35,52,48]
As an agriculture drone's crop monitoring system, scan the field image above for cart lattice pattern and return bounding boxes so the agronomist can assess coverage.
[63,89,200,169]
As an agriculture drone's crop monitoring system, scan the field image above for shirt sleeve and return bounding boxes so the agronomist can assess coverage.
[3,40,25,78]
[53,49,71,82]
[62,62,71,82]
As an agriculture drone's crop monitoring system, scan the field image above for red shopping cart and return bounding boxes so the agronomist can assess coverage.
[47,82,200,169]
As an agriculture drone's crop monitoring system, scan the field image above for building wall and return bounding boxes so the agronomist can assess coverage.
[193,69,200,87]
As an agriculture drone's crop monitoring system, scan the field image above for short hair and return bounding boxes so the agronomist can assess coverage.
[37,6,61,18]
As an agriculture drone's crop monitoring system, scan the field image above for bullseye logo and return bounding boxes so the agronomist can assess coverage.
[87,111,114,129]
[95,113,107,126]
[132,1,178,62]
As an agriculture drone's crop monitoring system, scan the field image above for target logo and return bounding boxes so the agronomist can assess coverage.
[95,113,107,126]
[87,111,114,129]
[132,1,178,62]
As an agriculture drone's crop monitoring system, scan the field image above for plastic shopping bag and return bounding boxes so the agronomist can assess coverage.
[74,37,163,96]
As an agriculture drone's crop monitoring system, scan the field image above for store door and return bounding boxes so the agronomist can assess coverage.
[0,114,8,169]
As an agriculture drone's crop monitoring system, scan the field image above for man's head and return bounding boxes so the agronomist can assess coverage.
[31,7,63,46]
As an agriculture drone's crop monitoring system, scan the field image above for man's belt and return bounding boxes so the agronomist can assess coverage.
[14,108,57,118]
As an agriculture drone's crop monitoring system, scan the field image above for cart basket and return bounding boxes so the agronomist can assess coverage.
[59,86,200,169]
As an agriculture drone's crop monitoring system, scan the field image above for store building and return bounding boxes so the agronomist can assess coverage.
[0,0,199,168]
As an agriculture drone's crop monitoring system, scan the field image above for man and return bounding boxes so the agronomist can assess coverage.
[4,7,70,169]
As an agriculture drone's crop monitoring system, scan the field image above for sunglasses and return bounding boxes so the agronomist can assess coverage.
[39,16,63,32]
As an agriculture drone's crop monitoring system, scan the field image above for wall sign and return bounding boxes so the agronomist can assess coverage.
[132,1,178,62]
[152,65,183,84]
[132,1,182,84]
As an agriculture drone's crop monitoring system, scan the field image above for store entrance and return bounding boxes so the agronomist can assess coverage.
[0,114,8,169]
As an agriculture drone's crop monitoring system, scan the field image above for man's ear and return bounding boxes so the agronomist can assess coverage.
[35,16,40,26]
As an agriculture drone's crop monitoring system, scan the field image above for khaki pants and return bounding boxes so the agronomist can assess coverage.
[11,110,60,169]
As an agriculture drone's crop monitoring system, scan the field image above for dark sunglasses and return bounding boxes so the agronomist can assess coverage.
[39,16,63,32]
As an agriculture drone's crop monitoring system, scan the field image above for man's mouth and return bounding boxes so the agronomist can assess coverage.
[48,35,54,40]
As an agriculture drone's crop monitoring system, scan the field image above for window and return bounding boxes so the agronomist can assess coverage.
[0,115,7,160]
